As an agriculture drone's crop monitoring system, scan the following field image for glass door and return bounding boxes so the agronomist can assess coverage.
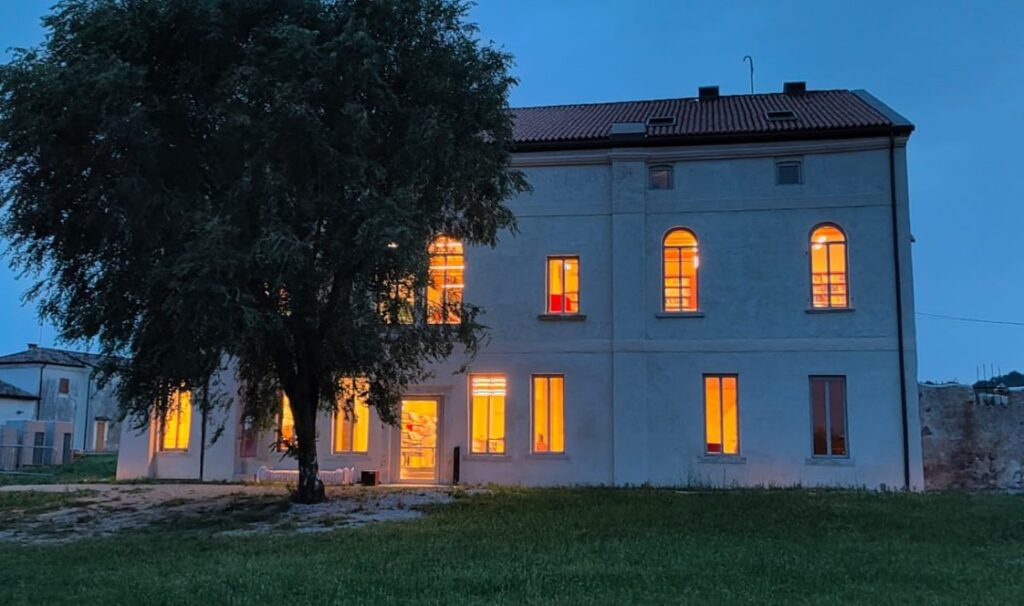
[399,398,439,482]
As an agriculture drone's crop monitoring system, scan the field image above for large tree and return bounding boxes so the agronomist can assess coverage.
[0,0,526,502]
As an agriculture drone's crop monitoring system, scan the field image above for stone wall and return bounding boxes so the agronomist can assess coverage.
[919,384,1024,490]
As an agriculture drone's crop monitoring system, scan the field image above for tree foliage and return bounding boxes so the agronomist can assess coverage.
[0,0,526,502]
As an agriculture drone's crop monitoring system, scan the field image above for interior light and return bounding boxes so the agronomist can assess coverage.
[387,242,399,249]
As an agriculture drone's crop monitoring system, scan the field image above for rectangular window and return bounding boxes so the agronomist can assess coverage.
[239,418,258,458]
[810,376,848,457]
[546,256,580,314]
[334,378,370,453]
[470,375,506,454]
[776,160,802,185]
[427,237,464,324]
[532,375,565,453]
[161,389,191,451]
[58,378,70,394]
[278,394,295,452]
[704,375,739,455]
[649,165,673,190]
[382,278,416,325]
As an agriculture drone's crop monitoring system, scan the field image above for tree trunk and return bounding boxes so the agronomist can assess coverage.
[291,389,325,504]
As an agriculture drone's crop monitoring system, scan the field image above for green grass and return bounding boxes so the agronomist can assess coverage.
[0,488,1021,605]
[0,453,116,486]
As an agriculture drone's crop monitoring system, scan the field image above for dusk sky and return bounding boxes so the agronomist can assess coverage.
[1,1,1022,382]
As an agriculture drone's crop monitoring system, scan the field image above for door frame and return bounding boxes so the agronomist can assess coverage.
[392,396,444,485]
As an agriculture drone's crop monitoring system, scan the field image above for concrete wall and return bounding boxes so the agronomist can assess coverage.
[0,397,35,423]
[117,136,921,489]
[919,384,1024,490]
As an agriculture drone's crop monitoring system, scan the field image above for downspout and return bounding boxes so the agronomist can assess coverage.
[888,132,911,490]
[81,368,94,450]
[199,383,209,482]
[36,363,48,419]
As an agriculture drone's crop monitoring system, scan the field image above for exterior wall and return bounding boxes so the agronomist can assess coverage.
[0,420,74,469]
[0,363,121,452]
[116,135,921,489]
[0,397,35,423]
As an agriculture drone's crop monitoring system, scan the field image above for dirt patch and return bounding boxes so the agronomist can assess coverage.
[0,483,456,544]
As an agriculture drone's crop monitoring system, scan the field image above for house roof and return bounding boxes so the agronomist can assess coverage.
[510,89,913,151]
[0,346,118,368]
[0,379,38,401]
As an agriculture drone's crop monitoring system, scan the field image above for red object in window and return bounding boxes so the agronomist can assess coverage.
[549,295,564,313]
[706,443,721,453]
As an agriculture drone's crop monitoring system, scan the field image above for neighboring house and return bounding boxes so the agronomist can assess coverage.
[118,83,923,489]
[0,344,122,452]
[0,380,38,423]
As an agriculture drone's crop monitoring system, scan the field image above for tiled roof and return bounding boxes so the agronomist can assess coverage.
[511,90,911,149]
[0,346,118,368]
[0,379,37,400]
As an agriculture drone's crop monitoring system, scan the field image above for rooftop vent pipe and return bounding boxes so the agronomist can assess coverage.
[698,86,720,101]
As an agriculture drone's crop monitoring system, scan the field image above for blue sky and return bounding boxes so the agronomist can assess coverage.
[1,1,1022,381]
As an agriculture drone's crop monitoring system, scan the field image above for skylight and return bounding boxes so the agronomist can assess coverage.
[766,110,798,121]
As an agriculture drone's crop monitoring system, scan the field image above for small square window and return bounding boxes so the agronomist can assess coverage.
[649,165,673,190]
[58,378,70,394]
[777,161,802,185]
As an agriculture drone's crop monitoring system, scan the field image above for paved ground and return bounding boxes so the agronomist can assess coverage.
[0,483,455,544]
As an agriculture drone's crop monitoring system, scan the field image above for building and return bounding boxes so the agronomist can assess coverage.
[117,83,923,489]
[0,344,122,452]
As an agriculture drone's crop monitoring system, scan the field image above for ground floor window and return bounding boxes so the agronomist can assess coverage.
[335,378,370,453]
[532,375,565,453]
[470,375,506,454]
[278,394,295,451]
[161,389,191,451]
[704,375,739,455]
[810,376,848,457]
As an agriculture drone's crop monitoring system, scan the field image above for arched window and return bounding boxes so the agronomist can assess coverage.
[427,236,464,324]
[810,224,848,309]
[663,228,699,312]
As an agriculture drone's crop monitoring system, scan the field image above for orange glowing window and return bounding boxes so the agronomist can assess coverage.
[161,389,191,451]
[335,378,370,453]
[278,394,295,452]
[810,376,848,457]
[704,375,739,455]
[663,228,699,312]
[546,256,580,314]
[427,237,464,324]
[532,375,564,454]
[381,278,416,325]
[810,224,848,308]
[470,375,506,454]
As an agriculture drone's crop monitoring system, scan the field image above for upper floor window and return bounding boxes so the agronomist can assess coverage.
[427,236,464,324]
[663,228,699,312]
[532,375,565,454]
[546,256,580,314]
[704,375,739,455]
[776,160,802,185]
[470,375,506,454]
[58,378,70,395]
[810,224,848,309]
[161,389,191,451]
[810,376,848,457]
[649,165,673,190]
[334,378,370,453]
[278,394,295,452]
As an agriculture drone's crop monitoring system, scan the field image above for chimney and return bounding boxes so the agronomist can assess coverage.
[27,343,38,350]
[698,86,719,101]
[783,81,807,95]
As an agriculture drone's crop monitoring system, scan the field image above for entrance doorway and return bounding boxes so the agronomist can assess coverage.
[399,398,439,482]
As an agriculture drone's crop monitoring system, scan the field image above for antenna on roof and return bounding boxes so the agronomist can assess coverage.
[743,55,755,94]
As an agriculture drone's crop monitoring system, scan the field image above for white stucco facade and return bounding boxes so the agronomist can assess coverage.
[117,129,923,490]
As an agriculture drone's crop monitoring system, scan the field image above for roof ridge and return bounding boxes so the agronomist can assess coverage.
[512,89,854,111]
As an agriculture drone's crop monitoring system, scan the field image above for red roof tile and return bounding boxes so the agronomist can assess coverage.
[511,90,911,149]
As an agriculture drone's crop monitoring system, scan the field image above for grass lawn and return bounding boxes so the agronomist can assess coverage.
[0,488,1021,605]
[0,453,116,486]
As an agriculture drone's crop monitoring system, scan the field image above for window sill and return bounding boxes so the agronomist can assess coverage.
[805,457,855,467]
[805,307,854,314]
[697,455,746,465]
[157,450,190,456]
[328,452,372,459]
[462,454,512,462]
[656,311,705,319]
[537,314,586,322]
[526,453,570,461]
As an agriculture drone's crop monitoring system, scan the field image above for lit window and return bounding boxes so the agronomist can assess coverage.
[546,256,580,314]
[649,165,673,190]
[810,376,848,457]
[335,378,370,453]
[532,375,564,454]
[470,375,506,454]
[278,394,295,451]
[777,160,802,185]
[58,378,70,394]
[704,375,739,455]
[381,279,415,325]
[427,237,464,324]
[810,224,848,308]
[161,389,191,451]
[663,228,699,312]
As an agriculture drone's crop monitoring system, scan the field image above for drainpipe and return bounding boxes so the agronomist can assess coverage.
[81,368,94,450]
[36,363,48,420]
[888,132,911,491]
